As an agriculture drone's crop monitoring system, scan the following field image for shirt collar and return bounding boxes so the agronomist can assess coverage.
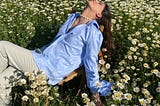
[74,13,100,29]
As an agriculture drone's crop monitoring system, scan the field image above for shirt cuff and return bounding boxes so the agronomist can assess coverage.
[98,80,113,96]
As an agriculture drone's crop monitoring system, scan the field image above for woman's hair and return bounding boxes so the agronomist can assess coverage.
[96,4,115,61]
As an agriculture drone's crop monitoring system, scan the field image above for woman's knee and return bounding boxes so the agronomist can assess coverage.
[0,41,12,54]
[0,41,12,49]
[0,41,11,45]
[0,41,10,47]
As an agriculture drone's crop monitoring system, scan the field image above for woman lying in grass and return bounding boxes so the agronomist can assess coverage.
[0,0,114,105]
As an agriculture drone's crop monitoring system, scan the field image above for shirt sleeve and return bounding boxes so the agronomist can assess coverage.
[83,25,112,96]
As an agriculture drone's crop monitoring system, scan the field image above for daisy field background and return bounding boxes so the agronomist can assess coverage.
[0,0,160,105]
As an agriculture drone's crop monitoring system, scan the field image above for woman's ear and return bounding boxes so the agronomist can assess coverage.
[96,13,102,18]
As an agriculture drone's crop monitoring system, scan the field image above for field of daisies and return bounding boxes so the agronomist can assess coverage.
[0,0,160,106]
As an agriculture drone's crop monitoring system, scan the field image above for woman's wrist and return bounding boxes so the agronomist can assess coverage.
[92,93,100,99]
[92,93,104,106]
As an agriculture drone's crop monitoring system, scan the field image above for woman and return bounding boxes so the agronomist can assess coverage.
[0,0,114,105]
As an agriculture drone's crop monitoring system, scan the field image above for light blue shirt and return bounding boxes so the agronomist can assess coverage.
[32,13,112,96]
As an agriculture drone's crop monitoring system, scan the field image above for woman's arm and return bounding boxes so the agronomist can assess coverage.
[83,26,103,94]
[83,24,112,96]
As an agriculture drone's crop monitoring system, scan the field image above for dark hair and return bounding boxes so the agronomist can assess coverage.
[96,4,115,61]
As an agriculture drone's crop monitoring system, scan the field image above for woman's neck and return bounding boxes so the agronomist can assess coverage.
[69,8,96,30]
[81,8,96,21]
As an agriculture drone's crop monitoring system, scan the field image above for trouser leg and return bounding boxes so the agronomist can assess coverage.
[0,66,18,106]
[0,41,39,72]
[0,41,39,105]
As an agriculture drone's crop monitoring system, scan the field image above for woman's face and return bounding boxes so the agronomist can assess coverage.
[88,0,105,15]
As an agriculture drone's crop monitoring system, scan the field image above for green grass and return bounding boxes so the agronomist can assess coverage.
[0,0,160,105]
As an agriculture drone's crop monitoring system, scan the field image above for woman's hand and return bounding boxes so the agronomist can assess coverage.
[92,93,105,106]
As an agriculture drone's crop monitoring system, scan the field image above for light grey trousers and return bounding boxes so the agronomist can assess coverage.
[0,41,39,105]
